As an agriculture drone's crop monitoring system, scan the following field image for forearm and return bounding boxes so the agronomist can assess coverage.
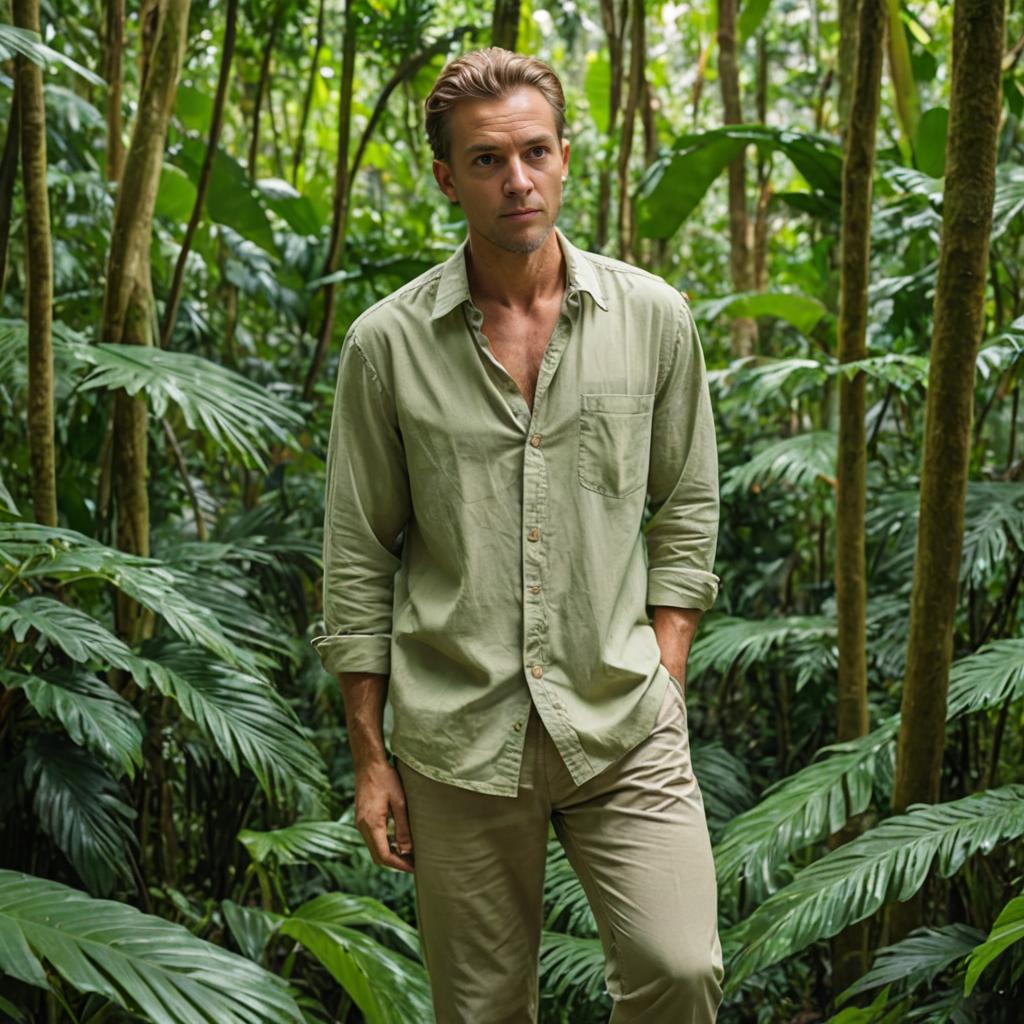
[651,605,703,688]
[337,671,391,772]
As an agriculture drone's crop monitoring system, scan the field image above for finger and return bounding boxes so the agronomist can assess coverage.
[391,797,413,856]
[369,821,416,874]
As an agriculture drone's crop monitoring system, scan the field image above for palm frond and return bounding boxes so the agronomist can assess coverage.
[692,741,755,837]
[0,596,137,670]
[688,614,836,685]
[278,893,432,1024]
[0,25,104,84]
[723,785,1024,991]
[65,342,303,470]
[538,929,607,1001]
[965,891,1024,996]
[0,869,303,1022]
[834,353,929,392]
[3,669,143,778]
[866,483,1024,590]
[138,640,328,799]
[721,431,837,497]
[238,820,362,867]
[836,924,983,1004]
[24,736,137,896]
[543,839,596,936]
[713,718,899,900]
[0,521,258,671]
[946,639,1024,718]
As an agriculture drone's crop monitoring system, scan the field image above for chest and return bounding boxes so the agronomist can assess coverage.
[479,302,563,411]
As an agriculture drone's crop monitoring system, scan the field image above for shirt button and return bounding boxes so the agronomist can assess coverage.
[513,721,523,731]
[531,665,544,679]
[530,434,542,448]
[527,527,540,542]
[528,584,541,594]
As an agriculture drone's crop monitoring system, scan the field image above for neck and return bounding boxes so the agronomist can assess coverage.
[464,226,566,312]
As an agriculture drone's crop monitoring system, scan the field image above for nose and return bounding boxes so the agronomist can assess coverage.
[504,155,533,196]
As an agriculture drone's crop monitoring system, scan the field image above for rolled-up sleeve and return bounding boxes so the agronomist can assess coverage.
[645,296,721,611]
[311,329,410,675]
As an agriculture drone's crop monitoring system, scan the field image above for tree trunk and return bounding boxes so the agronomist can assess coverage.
[14,0,57,528]
[301,0,356,403]
[103,0,125,183]
[160,0,239,350]
[717,0,757,356]
[836,0,858,133]
[247,9,282,179]
[292,0,326,186]
[889,0,1006,940]
[491,0,520,50]
[0,87,19,307]
[616,0,644,263]
[829,0,888,994]
[100,0,191,641]
[595,0,627,253]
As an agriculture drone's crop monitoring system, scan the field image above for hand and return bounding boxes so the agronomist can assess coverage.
[354,760,415,873]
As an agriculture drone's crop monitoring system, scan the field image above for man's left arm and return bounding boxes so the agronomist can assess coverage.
[646,295,721,692]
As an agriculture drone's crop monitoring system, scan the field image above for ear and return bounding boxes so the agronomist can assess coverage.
[560,138,570,179]
[433,159,458,204]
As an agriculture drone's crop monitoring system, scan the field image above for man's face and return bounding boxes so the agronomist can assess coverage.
[432,86,571,256]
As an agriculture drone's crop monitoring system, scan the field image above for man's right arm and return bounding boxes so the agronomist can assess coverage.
[312,328,414,873]
[338,670,414,873]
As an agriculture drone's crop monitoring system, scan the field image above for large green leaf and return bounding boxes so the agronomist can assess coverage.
[583,51,611,134]
[693,290,829,336]
[964,891,1024,995]
[139,641,328,799]
[255,178,322,236]
[156,163,200,222]
[723,785,1024,991]
[238,820,362,868]
[636,125,842,238]
[24,736,137,896]
[64,342,303,470]
[176,139,277,253]
[279,893,432,1024]
[0,870,303,1022]
[2,669,143,779]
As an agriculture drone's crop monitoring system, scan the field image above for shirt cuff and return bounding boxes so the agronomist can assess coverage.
[647,567,721,611]
[311,633,391,675]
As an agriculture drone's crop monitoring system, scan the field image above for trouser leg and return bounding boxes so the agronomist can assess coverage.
[395,706,550,1024]
[548,680,724,1023]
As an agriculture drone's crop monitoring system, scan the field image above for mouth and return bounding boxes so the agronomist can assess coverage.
[503,209,541,220]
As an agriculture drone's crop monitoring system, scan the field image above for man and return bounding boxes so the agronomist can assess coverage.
[313,47,724,1023]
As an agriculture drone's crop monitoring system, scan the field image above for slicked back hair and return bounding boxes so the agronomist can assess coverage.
[424,47,567,164]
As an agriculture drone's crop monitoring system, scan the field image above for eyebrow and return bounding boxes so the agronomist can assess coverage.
[463,134,554,156]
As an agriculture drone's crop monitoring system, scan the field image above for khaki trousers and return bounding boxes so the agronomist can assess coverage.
[395,676,724,1023]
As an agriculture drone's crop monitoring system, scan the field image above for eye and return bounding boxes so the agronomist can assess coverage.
[529,146,548,158]
[475,153,496,166]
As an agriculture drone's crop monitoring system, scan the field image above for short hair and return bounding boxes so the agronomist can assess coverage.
[424,47,567,163]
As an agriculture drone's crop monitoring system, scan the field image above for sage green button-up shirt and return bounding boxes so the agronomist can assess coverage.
[313,225,720,796]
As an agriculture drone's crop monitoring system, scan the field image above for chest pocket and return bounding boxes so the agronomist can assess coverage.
[577,393,656,498]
